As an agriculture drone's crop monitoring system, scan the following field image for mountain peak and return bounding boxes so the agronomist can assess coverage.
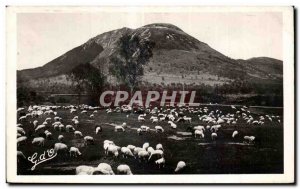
[142,23,184,32]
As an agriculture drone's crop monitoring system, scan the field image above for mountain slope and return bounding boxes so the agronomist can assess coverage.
[17,23,283,88]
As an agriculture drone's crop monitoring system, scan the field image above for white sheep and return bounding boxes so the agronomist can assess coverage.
[17,127,25,135]
[117,164,133,175]
[54,143,68,155]
[168,121,177,129]
[211,132,218,141]
[32,137,45,147]
[17,136,27,146]
[121,147,134,158]
[133,147,144,158]
[155,157,165,168]
[95,163,114,175]
[138,150,149,162]
[58,135,64,142]
[156,143,164,151]
[66,125,75,132]
[175,161,186,173]
[115,126,125,132]
[107,145,120,157]
[35,124,46,132]
[155,126,164,133]
[232,130,239,138]
[137,128,142,135]
[95,126,102,134]
[142,142,150,150]
[44,130,52,139]
[76,165,94,175]
[33,120,39,128]
[84,136,94,145]
[127,145,136,151]
[244,136,255,144]
[74,131,83,138]
[194,130,205,138]
[148,150,164,161]
[69,147,82,157]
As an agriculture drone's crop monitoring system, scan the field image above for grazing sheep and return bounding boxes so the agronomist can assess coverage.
[76,165,94,175]
[194,130,205,138]
[17,136,27,146]
[58,135,64,142]
[32,137,45,147]
[175,161,186,173]
[147,147,155,154]
[115,126,125,132]
[84,136,94,145]
[69,147,82,157]
[211,132,218,141]
[137,128,142,135]
[156,143,164,151]
[96,163,114,175]
[138,115,145,122]
[232,130,239,138]
[17,127,25,135]
[148,150,164,161]
[138,150,150,162]
[44,130,52,139]
[155,157,165,169]
[54,143,68,155]
[35,124,46,132]
[107,145,120,157]
[121,147,134,158]
[168,121,177,129]
[90,114,94,118]
[95,126,102,134]
[194,125,205,132]
[155,126,164,133]
[127,145,136,151]
[183,116,192,123]
[74,131,83,138]
[244,136,255,144]
[133,147,144,158]
[33,120,39,128]
[142,142,150,150]
[117,164,133,175]
[59,124,65,132]
[66,125,75,132]
[140,125,150,132]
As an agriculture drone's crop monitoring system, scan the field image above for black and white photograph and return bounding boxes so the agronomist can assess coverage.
[6,6,294,184]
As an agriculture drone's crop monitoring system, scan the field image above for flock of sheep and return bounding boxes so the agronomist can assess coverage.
[16,104,281,175]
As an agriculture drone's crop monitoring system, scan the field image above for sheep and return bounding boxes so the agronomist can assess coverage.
[32,137,45,147]
[17,127,25,135]
[232,130,239,138]
[142,142,150,150]
[95,126,102,134]
[115,126,125,132]
[17,136,27,146]
[121,147,134,158]
[19,116,27,121]
[81,110,87,114]
[59,124,65,132]
[44,130,52,139]
[183,116,192,123]
[194,130,205,138]
[211,132,218,141]
[84,136,94,145]
[35,124,46,132]
[140,125,150,132]
[210,125,221,132]
[155,157,165,169]
[175,161,186,173]
[107,145,120,158]
[138,150,149,162]
[66,125,75,132]
[168,121,177,129]
[244,136,255,144]
[94,163,114,175]
[54,143,68,155]
[76,165,94,175]
[156,143,164,151]
[147,147,155,154]
[155,126,164,133]
[148,150,164,161]
[74,131,83,138]
[194,126,205,132]
[117,164,133,175]
[138,115,145,122]
[69,147,82,157]
[137,128,142,135]
[127,145,136,151]
[58,135,64,142]
[133,147,144,158]
[33,120,39,128]
[90,114,94,118]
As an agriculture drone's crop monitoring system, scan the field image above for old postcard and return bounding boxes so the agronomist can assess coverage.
[6,6,294,183]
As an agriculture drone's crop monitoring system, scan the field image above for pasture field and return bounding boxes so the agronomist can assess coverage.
[17,105,283,175]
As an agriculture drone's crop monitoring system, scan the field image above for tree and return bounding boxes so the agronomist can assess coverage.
[67,63,106,105]
[109,34,155,96]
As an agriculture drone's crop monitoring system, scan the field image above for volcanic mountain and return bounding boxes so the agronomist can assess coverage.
[17,23,282,92]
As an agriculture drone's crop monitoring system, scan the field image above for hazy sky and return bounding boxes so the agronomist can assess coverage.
[17,11,282,70]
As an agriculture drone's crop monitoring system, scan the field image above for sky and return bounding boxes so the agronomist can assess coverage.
[17,11,282,70]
